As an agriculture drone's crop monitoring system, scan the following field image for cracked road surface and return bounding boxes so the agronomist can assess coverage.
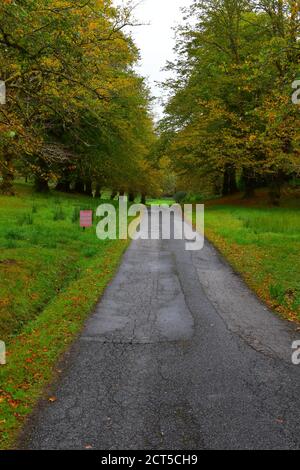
[21,208,300,450]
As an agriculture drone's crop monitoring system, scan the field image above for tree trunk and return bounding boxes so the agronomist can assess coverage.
[0,151,15,195]
[213,177,222,196]
[242,168,256,199]
[141,193,146,205]
[222,164,238,196]
[85,180,92,196]
[128,192,135,203]
[269,176,282,206]
[110,191,117,200]
[55,170,71,192]
[74,179,85,194]
[94,184,101,199]
[55,180,70,192]
[34,176,49,193]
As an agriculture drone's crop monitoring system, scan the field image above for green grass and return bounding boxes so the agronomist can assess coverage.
[146,198,175,206]
[0,183,129,449]
[197,204,300,322]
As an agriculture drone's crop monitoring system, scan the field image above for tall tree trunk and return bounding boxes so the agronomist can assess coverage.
[74,179,85,194]
[34,175,49,193]
[55,180,70,192]
[128,192,135,203]
[269,174,282,206]
[141,193,146,205]
[222,164,238,196]
[94,184,101,198]
[55,171,71,192]
[33,156,50,193]
[213,177,223,196]
[85,180,92,196]
[242,168,256,199]
[0,150,15,195]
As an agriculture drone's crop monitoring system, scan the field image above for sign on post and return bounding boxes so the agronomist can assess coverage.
[80,210,93,228]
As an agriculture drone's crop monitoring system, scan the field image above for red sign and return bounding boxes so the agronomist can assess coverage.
[80,210,93,228]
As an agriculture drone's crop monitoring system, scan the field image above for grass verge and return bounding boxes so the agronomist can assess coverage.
[0,183,129,449]
[195,201,300,323]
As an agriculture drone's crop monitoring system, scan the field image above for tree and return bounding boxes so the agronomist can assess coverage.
[0,0,157,195]
[158,0,300,203]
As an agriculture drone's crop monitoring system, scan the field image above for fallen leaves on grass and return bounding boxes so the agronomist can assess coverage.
[0,239,129,450]
[204,222,300,324]
[48,396,57,403]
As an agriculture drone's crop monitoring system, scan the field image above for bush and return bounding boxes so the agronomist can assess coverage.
[182,193,205,203]
[290,177,300,188]
[173,191,187,203]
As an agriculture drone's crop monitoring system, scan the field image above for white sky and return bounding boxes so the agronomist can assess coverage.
[125,0,193,119]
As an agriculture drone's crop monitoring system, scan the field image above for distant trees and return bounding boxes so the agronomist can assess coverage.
[159,0,300,203]
[0,0,157,197]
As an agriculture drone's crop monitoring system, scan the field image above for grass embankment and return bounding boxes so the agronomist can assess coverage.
[0,183,129,449]
[198,190,300,323]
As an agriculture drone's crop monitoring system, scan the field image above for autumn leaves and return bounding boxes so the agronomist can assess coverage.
[158,0,300,202]
[0,0,156,197]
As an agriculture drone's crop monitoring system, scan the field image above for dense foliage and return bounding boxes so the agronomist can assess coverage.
[0,0,158,197]
[159,0,300,204]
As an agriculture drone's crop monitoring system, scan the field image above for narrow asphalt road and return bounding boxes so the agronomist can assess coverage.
[21,208,300,450]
